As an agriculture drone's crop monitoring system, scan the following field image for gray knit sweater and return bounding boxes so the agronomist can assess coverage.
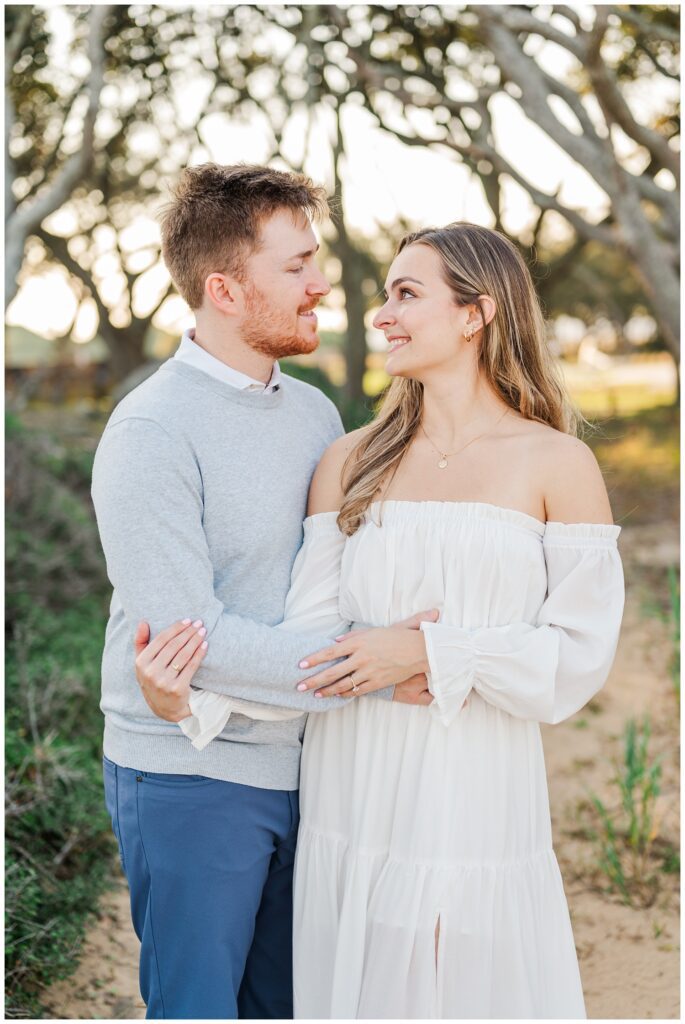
[92,359,361,789]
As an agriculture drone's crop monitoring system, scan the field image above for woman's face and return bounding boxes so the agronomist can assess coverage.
[373,243,472,380]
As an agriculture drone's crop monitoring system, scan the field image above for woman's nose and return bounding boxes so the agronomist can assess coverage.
[372,302,394,329]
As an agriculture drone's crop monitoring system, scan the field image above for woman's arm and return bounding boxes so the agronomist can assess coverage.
[296,434,622,710]
[417,437,624,725]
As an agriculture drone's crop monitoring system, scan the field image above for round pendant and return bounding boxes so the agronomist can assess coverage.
[438,457,448,469]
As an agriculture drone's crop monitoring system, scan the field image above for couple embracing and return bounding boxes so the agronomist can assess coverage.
[92,163,624,1020]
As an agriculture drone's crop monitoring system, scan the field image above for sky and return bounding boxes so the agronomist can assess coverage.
[6,4,677,345]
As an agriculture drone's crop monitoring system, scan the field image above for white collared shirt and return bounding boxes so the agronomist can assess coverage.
[174,328,282,393]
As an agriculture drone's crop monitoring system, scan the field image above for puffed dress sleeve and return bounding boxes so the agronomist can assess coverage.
[180,513,349,749]
[420,523,625,727]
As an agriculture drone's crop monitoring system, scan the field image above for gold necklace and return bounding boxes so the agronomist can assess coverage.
[420,408,509,469]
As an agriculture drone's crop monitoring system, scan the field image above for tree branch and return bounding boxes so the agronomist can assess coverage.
[5,6,33,225]
[36,228,113,332]
[5,6,33,80]
[610,5,680,44]
[551,6,582,33]
[6,6,113,288]
[147,278,176,320]
[585,16,679,180]
[478,4,584,60]
[479,11,616,195]
[365,90,618,249]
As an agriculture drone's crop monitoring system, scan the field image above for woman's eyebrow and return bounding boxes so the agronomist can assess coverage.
[382,275,424,298]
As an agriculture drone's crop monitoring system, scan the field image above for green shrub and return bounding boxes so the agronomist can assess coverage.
[5,416,115,1018]
[588,717,664,906]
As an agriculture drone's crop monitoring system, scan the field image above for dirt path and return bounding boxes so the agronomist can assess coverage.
[43,524,680,1019]
[544,522,680,1019]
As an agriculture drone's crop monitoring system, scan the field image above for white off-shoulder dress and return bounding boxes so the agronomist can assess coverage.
[185,500,625,1020]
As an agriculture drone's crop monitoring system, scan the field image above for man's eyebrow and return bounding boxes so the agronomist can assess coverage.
[287,244,320,261]
[382,275,424,297]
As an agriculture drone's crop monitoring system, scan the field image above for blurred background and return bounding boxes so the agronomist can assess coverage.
[5,4,679,1019]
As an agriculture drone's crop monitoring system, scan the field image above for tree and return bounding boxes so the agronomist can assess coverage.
[312,4,679,357]
[6,7,218,380]
[8,4,679,393]
[5,5,113,309]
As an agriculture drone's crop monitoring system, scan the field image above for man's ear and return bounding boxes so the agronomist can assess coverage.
[204,272,243,316]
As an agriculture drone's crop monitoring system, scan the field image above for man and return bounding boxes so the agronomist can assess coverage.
[92,163,429,1020]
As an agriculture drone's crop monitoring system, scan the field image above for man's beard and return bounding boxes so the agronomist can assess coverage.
[241,282,320,359]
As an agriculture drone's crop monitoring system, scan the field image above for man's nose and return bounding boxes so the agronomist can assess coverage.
[307,267,331,297]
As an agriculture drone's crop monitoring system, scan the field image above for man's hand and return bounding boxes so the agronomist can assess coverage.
[393,674,433,706]
[295,609,439,698]
[134,618,208,723]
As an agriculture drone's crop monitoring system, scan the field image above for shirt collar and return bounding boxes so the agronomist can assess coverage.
[174,329,281,393]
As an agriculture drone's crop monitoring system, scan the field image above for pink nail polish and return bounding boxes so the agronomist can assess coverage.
[198,627,207,637]
[297,683,307,692]
[201,641,208,650]
[314,692,322,698]
[182,618,192,625]
[299,660,309,669]
[192,619,202,628]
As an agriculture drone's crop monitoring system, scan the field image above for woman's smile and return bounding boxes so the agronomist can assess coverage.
[387,336,411,353]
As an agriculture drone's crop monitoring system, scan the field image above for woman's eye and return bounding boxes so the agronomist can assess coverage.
[399,288,415,299]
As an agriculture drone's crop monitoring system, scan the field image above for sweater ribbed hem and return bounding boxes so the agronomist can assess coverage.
[103,720,301,791]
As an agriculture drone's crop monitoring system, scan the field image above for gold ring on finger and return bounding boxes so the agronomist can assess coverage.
[171,663,182,672]
[350,675,360,695]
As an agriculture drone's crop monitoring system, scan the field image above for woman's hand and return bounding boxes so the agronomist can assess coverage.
[134,619,208,722]
[296,610,439,698]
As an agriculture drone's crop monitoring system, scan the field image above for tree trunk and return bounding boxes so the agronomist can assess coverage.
[328,105,370,414]
[99,321,149,384]
[338,239,369,409]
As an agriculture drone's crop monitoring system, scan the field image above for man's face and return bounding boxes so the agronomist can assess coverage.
[239,209,331,359]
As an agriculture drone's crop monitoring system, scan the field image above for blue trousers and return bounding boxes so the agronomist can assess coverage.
[103,756,298,1019]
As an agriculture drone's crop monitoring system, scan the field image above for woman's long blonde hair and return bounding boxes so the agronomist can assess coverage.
[337,222,579,537]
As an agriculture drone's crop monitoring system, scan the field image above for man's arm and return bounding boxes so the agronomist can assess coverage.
[92,415,352,713]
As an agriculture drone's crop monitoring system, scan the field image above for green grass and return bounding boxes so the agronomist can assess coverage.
[584,403,679,528]
[571,386,676,418]
[5,414,115,1019]
[588,718,664,906]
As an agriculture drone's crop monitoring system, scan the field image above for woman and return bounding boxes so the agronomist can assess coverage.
[142,223,624,1018]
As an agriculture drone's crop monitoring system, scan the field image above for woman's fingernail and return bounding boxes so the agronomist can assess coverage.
[299,660,309,668]
[198,627,207,637]
[297,683,308,692]
[314,691,322,698]
[201,641,208,650]
[182,618,192,625]
[334,636,345,642]
[192,619,202,628]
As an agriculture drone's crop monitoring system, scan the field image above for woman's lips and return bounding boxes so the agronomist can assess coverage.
[387,337,410,352]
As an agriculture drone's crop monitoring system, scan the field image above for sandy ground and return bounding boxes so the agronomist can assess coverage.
[43,523,680,1020]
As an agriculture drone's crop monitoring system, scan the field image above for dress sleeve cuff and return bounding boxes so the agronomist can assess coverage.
[420,621,475,726]
[544,521,621,547]
[178,688,235,751]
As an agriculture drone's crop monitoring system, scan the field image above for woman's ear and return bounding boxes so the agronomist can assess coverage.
[478,295,497,328]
